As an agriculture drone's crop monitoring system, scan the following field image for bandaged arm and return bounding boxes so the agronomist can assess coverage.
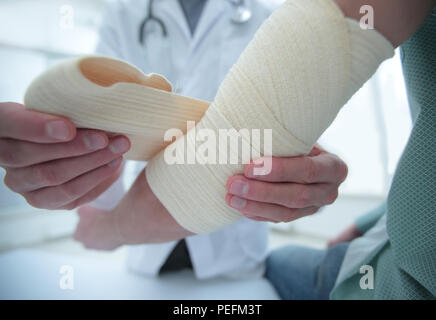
[145,0,430,234]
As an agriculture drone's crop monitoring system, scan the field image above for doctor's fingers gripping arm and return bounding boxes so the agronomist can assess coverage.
[0,102,130,210]
[225,146,348,223]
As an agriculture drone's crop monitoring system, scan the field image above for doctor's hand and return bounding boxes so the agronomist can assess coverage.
[225,146,348,223]
[0,102,130,210]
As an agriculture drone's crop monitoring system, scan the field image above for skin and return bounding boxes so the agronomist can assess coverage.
[225,146,347,223]
[0,102,130,210]
[335,0,436,48]
[74,168,195,250]
[74,146,347,250]
[327,224,362,248]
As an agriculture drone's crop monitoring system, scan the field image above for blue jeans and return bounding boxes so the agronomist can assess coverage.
[265,243,349,300]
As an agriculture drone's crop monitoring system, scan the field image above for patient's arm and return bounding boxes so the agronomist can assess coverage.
[74,168,192,250]
[113,168,193,244]
[335,0,436,47]
[73,146,347,249]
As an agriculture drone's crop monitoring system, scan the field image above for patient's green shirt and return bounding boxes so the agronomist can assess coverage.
[331,10,436,299]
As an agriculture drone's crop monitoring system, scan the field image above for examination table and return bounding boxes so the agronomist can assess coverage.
[0,249,279,299]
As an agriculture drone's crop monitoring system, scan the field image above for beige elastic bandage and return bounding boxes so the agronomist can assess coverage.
[24,56,210,161]
[145,0,394,233]
[24,0,394,234]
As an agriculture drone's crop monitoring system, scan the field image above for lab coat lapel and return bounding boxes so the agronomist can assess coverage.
[159,0,191,42]
[191,0,228,50]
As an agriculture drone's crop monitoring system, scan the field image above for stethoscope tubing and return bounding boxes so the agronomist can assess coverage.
[139,0,168,44]
[138,0,251,45]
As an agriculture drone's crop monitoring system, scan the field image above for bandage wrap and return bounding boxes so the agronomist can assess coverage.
[23,57,210,161]
[146,0,394,234]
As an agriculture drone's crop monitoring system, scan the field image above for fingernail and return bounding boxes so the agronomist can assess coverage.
[84,133,106,150]
[230,196,246,209]
[108,157,122,167]
[109,137,129,154]
[46,120,70,140]
[229,180,248,196]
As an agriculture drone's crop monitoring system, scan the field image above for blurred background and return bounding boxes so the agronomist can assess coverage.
[0,0,412,299]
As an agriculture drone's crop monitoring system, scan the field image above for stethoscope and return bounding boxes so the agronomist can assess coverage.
[139,0,252,45]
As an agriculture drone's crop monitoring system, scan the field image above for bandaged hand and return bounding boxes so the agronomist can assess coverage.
[226,146,348,223]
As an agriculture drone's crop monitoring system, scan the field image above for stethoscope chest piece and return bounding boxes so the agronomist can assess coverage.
[232,3,252,24]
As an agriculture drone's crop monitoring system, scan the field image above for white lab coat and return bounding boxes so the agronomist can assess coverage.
[90,0,274,279]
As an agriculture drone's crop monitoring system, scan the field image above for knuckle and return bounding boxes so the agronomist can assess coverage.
[303,158,318,183]
[305,207,319,217]
[294,187,311,208]
[32,165,58,186]
[282,216,293,223]
[337,161,348,182]
[3,171,14,191]
[256,183,273,202]
[0,141,17,166]
[263,187,276,204]
[24,192,42,209]
[273,160,287,180]
[58,184,77,201]
[326,189,339,205]
[88,150,108,165]
[283,208,297,222]
[3,171,23,194]
[311,207,320,214]
[330,155,348,183]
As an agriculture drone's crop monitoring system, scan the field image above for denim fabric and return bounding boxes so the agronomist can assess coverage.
[265,243,349,300]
